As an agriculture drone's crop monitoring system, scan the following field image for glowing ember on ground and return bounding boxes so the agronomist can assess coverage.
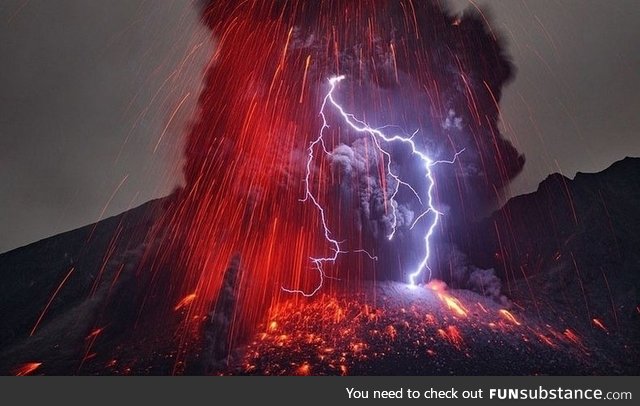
[499,309,521,326]
[13,362,42,376]
[229,282,599,375]
[427,281,468,317]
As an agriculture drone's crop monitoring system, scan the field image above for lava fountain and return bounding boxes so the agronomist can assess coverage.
[137,0,524,357]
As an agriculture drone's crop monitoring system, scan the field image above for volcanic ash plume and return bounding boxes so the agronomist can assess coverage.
[145,0,525,343]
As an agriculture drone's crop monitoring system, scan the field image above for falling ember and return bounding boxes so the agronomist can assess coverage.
[562,328,589,354]
[85,327,104,340]
[591,318,608,333]
[536,333,555,348]
[563,328,582,344]
[30,267,75,336]
[13,362,42,376]
[498,309,521,326]
[174,293,197,311]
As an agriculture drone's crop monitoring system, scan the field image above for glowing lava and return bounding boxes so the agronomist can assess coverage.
[13,362,42,376]
[238,282,596,375]
[499,309,521,326]
[174,293,197,311]
[427,280,468,317]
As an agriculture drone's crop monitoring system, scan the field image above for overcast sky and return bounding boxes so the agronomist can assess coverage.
[1,0,639,253]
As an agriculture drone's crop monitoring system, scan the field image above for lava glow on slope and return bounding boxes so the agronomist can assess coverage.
[235,282,596,375]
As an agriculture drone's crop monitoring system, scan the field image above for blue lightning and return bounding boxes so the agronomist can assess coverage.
[283,75,463,296]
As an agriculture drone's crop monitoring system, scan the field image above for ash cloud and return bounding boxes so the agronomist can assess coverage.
[196,1,524,286]
[328,140,415,240]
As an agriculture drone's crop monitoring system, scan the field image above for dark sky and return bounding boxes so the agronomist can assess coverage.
[1,0,639,253]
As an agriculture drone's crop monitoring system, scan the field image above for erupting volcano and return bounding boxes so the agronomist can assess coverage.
[1,0,638,376]
[152,0,524,346]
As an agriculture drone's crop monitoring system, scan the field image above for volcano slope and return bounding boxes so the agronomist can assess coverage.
[226,281,634,375]
[0,159,638,375]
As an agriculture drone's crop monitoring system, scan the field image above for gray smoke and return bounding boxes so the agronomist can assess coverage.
[203,254,241,374]
[445,246,509,305]
[329,139,415,239]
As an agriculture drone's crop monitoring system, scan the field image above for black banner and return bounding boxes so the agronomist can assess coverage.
[1,377,636,405]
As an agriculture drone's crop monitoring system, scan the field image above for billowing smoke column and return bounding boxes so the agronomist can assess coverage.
[145,0,524,343]
[281,74,465,296]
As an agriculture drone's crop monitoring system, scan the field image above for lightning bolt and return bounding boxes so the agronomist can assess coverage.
[283,75,463,296]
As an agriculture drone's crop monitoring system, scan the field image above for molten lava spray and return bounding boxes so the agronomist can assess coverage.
[139,0,524,353]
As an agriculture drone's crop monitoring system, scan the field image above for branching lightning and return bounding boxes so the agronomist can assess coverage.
[283,75,464,296]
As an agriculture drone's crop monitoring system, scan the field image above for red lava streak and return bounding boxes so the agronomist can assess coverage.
[49,1,543,374]
[130,0,524,352]
[174,293,197,311]
[5,0,635,378]
[13,363,42,376]
[591,318,608,333]
[499,309,521,326]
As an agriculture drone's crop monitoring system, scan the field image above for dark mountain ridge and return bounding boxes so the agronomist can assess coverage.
[463,157,639,337]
